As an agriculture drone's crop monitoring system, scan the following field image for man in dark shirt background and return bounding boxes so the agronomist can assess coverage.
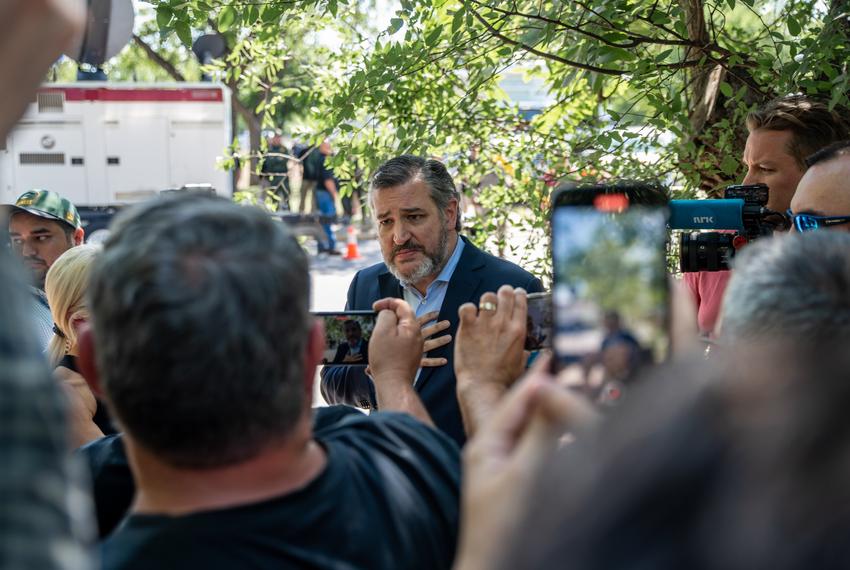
[78,194,459,569]
[260,131,290,211]
[315,139,341,254]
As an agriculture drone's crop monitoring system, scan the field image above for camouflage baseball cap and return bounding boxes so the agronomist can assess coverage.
[6,189,81,230]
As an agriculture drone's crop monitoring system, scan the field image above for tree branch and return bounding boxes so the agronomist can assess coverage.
[466,3,628,75]
[471,0,696,50]
[132,33,186,81]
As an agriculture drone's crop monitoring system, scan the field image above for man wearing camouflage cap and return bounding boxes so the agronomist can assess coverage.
[6,189,84,348]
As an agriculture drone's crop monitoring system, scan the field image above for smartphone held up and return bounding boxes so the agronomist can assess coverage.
[550,182,670,405]
[313,311,377,367]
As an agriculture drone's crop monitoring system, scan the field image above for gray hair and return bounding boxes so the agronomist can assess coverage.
[721,232,850,343]
[88,194,311,469]
[369,155,461,231]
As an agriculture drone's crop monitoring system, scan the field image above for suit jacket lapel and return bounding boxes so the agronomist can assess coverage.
[416,238,485,392]
[378,270,403,299]
[437,242,485,330]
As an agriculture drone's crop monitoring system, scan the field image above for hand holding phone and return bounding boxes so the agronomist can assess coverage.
[455,286,529,397]
[370,298,424,386]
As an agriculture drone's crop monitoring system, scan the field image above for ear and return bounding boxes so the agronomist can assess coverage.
[77,321,104,398]
[73,227,85,246]
[69,315,87,335]
[444,197,459,231]
[303,318,326,400]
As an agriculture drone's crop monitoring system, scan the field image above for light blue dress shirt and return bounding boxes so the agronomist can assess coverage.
[401,237,465,323]
[30,287,53,352]
[401,238,465,384]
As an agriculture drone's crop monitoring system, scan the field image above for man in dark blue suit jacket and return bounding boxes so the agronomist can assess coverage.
[321,155,542,445]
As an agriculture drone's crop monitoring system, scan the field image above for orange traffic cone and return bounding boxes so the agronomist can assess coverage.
[344,224,361,260]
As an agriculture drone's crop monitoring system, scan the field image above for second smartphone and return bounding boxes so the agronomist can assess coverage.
[550,182,670,399]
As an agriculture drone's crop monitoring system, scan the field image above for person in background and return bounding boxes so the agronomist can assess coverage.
[6,190,85,348]
[315,139,341,255]
[787,140,850,233]
[0,239,95,570]
[294,142,324,214]
[684,95,849,337]
[45,244,114,447]
[260,131,290,211]
[0,0,94,567]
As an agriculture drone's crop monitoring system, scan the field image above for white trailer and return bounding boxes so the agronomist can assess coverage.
[0,82,233,234]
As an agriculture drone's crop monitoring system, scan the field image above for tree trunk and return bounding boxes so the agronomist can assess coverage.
[228,79,262,186]
[679,0,719,136]
[679,0,761,194]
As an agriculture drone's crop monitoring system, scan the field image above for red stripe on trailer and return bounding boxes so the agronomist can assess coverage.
[37,87,224,102]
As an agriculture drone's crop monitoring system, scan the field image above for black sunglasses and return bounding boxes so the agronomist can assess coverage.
[786,209,850,232]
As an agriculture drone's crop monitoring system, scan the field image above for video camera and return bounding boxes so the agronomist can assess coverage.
[669,184,789,272]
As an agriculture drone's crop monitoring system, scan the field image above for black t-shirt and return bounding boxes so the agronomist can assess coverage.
[81,409,372,538]
[100,407,460,570]
[312,153,340,193]
[78,434,133,538]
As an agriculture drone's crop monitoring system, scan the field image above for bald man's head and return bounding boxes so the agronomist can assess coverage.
[790,141,850,230]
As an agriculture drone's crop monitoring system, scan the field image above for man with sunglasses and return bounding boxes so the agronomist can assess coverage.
[685,96,849,337]
[789,141,850,233]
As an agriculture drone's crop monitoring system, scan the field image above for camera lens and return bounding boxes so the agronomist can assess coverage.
[679,232,735,272]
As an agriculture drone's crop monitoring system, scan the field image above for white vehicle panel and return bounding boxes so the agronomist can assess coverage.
[1,82,232,207]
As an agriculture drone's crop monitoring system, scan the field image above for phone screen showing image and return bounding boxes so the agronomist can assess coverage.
[551,204,669,390]
[525,293,552,350]
[314,311,377,367]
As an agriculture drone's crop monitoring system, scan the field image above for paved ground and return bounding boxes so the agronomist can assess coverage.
[308,235,384,310]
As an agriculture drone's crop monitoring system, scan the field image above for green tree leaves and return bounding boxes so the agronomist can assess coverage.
[138,0,849,266]
[217,7,237,32]
[787,16,802,37]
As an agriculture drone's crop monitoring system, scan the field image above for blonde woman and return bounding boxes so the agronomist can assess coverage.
[45,244,112,446]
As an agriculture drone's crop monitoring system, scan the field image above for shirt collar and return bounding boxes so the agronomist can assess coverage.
[31,286,49,306]
[433,236,464,285]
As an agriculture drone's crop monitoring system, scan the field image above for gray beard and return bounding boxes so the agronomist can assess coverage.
[388,228,450,287]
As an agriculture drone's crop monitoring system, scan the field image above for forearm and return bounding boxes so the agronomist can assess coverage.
[373,374,434,427]
[456,379,507,438]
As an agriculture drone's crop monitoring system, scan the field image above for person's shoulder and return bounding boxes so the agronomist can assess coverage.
[353,260,389,280]
[77,433,126,465]
[317,407,460,462]
[316,410,460,519]
[313,405,364,430]
[463,239,540,284]
[101,519,197,570]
